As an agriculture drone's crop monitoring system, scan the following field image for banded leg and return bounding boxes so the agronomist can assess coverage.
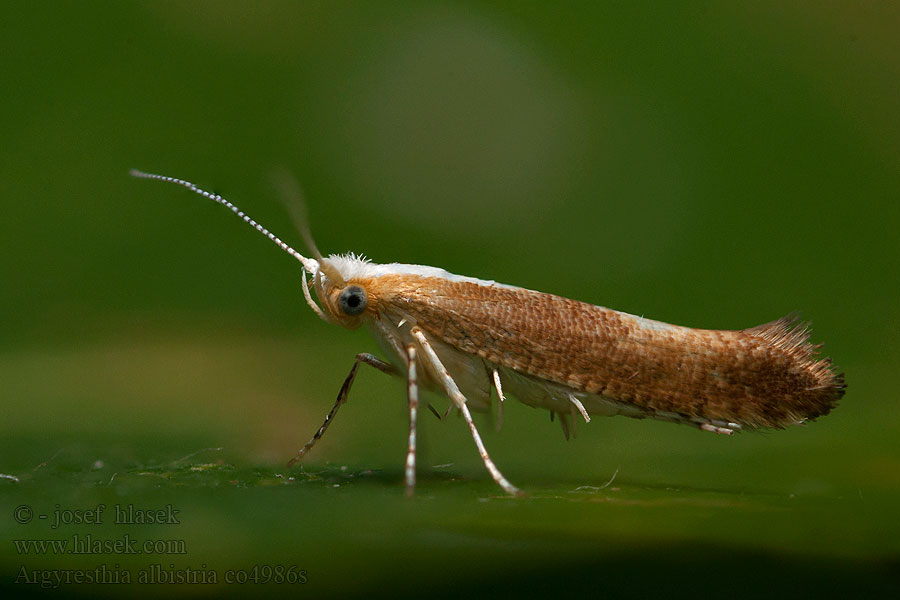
[410,328,522,496]
[405,345,418,496]
[288,353,397,467]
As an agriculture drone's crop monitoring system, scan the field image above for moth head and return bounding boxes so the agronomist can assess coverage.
[307,260,371,330]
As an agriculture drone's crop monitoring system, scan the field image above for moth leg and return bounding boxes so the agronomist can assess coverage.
[405,345,418,496]
[374,317,450,421]
[558,411,571,441]
[426,404,443,421]
[699,423,736,435]
[568,394,591,423]
[287,353,397,467]
[490,367,505,432]
[425,402,454,421]
[410,328,522,496]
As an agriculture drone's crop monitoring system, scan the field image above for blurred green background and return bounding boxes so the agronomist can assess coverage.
[2,1,899,597]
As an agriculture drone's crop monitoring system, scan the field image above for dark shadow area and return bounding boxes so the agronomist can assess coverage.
[4,543,897,598]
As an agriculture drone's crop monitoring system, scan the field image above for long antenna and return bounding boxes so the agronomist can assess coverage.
[130,169,318,274]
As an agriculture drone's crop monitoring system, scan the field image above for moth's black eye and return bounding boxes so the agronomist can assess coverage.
[338,285,367,316]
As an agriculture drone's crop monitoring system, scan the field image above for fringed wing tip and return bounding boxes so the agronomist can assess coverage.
[742,312,811,350]
[742,313,846,427]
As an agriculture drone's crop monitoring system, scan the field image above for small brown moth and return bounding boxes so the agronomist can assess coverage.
[133,169,846,496]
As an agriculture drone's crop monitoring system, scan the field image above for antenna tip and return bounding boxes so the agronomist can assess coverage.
[130,168,149,178]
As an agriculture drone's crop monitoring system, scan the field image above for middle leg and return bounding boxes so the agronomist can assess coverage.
[405,345,418,496]
[409,327,522,496]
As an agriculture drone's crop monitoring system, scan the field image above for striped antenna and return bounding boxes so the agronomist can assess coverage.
[130,169,318,274]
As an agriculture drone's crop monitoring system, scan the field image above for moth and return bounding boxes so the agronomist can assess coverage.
[133,169,846,496]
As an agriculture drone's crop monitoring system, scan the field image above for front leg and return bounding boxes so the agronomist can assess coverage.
[287,353,397,467]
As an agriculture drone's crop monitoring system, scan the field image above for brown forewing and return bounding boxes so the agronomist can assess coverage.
[364,275,844,429]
